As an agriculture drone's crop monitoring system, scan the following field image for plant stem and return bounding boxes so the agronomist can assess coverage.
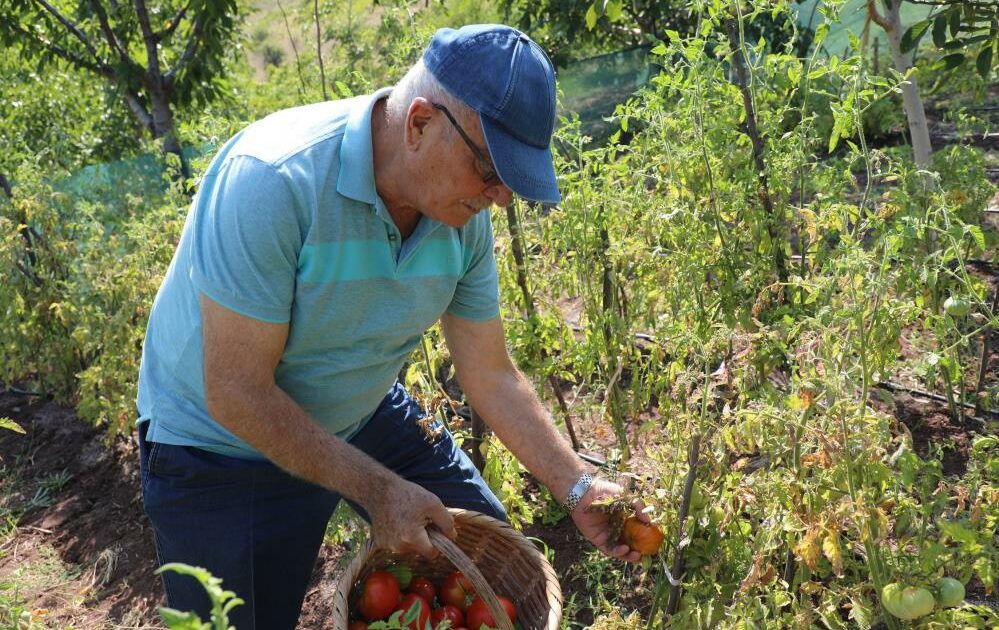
[973,286,998,418]
[724,13,788,286]
[313,0,328,101]
[666,433,701,615]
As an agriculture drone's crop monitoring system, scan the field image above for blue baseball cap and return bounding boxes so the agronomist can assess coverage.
[423,24,561,204]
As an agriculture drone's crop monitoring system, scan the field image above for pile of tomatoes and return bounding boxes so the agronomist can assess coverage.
[349,568,519,630]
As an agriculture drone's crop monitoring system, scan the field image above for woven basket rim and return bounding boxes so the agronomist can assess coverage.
[331,508,562,630]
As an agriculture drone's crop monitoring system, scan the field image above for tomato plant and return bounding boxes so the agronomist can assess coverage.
[619,517,664,555]
[430,604,464,629]
[440,571,475,611]
[358,571,402,621]
[348,621,368,630]
[464,596,517,630]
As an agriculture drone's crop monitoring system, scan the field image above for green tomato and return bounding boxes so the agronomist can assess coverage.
[944,296,972,317]
[881,583,936,620]
[935,577,965,608]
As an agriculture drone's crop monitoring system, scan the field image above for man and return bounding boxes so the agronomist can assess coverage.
[137,24,647,629]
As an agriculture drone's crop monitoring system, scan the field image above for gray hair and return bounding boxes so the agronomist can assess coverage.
[386,58,476,136]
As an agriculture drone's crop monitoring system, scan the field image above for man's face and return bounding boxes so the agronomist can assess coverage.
[409,102,513,227]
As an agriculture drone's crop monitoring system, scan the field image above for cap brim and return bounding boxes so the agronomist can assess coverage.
[480,115,561,204]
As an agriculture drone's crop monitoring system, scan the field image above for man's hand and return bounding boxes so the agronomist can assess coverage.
[366,478,457,559]
[570,477,650,563]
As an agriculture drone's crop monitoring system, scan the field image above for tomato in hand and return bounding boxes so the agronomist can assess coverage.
[394,592,432,630]
[357,570,401,621]
[408,576,437,605]
[619,516,664,555]
[464,595,517,630]
[430,603,464,629]
[440,571,476,611]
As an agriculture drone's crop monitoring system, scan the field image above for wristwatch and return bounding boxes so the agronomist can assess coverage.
[563,472,595,512]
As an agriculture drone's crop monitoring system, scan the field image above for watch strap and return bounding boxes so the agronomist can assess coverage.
[563,472,595,512]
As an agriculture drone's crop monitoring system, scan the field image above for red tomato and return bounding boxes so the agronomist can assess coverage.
[357,570,401,621]
[348,622,368,630]
[394,593,431,630]
[619,517,664,555]
[408,576,437,604]
[430,604,464,628]
[440,571,476,611]
[464,596,517,630]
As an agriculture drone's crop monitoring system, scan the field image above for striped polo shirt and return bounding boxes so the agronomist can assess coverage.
[136,88,500,459]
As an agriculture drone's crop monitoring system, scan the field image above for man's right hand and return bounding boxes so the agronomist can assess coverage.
[366,478,456,558]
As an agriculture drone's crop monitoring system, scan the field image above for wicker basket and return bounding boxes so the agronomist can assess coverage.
[332,509,562,630]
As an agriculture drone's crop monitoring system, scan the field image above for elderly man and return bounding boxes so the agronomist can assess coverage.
[136,24,646,629]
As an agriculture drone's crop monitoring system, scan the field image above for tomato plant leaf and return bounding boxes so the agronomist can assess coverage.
[0,416,24,433]
[940,53,966,71]
[976,46,993,78]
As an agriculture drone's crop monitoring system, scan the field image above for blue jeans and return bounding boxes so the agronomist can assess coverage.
[139,382,505,630]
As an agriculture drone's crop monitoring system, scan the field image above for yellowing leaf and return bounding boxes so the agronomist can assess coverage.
[795,530,822,571]
[822,528,843,576]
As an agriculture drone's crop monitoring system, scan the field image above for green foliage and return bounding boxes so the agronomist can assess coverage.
[901,0,999,82]
[0,46,141,179]
[157,563,244,630]
[0,0,244,111]
[488,1,996,626]
[0,165,186,434]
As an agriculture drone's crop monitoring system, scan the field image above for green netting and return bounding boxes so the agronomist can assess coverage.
[52,147,202,208]
[558,45,658,142]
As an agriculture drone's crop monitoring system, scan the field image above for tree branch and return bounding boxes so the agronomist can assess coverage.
[904,0,997,7]
[132,0,162,78]
[87,0,128,62]
[123,90,154,132]
[157,0,192,41]
[165,12,206,81]
[33,0,103,60]
[868,0,893,32]
[3,17,112,78]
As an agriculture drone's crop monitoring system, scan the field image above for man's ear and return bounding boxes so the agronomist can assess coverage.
[405,98,435,151]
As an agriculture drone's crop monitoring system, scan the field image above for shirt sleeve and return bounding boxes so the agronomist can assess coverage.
[447,212,500,321]
[189,155,304,323]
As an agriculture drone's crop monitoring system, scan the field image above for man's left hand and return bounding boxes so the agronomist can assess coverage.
[570,477,651,564]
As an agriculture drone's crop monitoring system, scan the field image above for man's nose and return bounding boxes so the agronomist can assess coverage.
[484,183,514,207]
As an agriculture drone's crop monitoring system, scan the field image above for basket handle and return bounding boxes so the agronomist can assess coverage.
[427,526,515,630]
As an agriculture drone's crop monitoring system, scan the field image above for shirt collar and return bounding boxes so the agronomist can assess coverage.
[337,87,393,207]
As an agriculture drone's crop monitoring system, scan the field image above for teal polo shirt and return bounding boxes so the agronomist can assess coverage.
[136,88,500,459]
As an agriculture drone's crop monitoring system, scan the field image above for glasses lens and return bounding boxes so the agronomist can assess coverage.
[435,103,499,186]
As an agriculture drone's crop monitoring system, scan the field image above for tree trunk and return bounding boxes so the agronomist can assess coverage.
[149,85,191,180]
[875,0,933,168]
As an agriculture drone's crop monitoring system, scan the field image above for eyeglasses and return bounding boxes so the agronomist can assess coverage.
[432,103,500,185]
